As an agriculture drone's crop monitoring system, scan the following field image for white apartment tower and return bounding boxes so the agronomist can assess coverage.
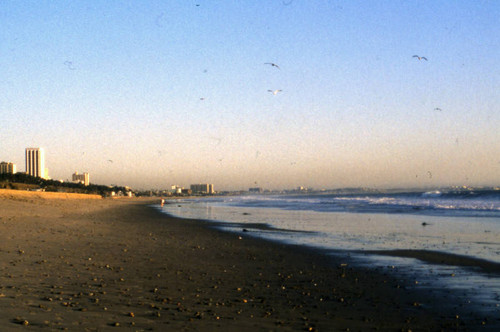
[25,147,46,179]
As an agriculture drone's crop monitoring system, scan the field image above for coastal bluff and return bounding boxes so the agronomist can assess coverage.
[0,188,102,201]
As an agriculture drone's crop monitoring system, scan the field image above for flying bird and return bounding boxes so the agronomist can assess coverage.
[155,13,165,27]
[413,55,428,61]
[434,107,442,111]
[208,136,222,145]
[268,89,282,95]
[64,61,76,70]
[264,62,280,69]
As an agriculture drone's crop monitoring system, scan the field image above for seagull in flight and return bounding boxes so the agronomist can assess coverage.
[268,89,282,95]
[264,62,280,69]
[413,55,428,61]
[64,61,76,70]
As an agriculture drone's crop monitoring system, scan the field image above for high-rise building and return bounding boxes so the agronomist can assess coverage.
[0,162,16,174]
[190,183,215,194]
[72,171,90,186]
[25,147,47,179]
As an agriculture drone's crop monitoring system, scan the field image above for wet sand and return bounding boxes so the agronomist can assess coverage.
[0,190,495,331]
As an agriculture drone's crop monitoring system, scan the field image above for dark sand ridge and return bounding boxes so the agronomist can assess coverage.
[366,249,500,274]
[0,192,497,331]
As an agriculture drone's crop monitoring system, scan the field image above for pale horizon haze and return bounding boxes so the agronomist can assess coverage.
[1,1,499,191]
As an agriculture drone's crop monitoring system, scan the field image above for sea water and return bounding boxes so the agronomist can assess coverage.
[159,189,500,323]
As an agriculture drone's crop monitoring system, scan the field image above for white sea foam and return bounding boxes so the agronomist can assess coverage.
[422,190,442,197]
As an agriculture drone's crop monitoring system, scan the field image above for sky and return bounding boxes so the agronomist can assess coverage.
[1,1,499,191]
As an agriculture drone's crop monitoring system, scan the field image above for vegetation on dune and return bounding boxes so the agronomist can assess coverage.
[0,173,127,197]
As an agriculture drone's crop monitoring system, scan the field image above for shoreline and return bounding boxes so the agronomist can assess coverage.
[1,193,498,330]
[161,199,500,272]
[170,211,500,273]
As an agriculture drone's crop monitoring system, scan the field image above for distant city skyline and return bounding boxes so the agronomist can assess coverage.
[0,146,498,192]
[1,2,498,191]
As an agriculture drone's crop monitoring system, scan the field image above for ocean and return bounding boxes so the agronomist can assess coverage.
[158,188,500,323]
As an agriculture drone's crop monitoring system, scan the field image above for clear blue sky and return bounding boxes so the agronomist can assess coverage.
[1,1,499,190]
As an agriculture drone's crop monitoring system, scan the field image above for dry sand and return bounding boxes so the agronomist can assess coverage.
[0,190,491,331]
[0,189,102,201]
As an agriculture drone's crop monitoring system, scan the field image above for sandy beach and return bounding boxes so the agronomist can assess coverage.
[0,190,494,331]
